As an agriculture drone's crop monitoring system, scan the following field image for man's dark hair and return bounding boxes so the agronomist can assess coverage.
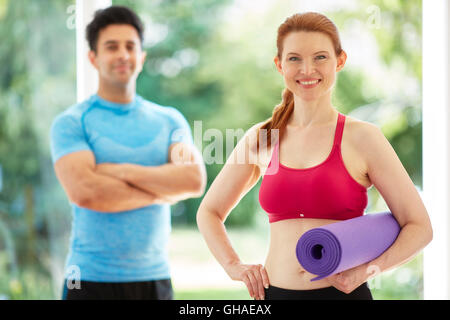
[86,5,145,52]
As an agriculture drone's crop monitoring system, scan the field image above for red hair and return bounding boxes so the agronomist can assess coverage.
[257,12,343,150]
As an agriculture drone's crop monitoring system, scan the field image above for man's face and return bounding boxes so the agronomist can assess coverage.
[89,24,147,87]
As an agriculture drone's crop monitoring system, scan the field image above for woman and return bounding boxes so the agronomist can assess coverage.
[196,12,432,300]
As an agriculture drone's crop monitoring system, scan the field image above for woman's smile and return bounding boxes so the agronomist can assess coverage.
[296,78,322,89]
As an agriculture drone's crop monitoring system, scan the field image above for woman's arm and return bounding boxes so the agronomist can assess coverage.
[361,122,432,269]
[326,121,433,293]
[196,124,270,300]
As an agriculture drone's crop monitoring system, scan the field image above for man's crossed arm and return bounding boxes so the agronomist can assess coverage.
[54,142,206,213]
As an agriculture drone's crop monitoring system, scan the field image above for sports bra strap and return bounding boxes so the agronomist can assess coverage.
[333,113,345,147]
[270,112,345,166]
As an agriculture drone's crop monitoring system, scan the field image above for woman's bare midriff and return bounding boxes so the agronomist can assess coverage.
[264,217,341,290]
[253,115,372,290]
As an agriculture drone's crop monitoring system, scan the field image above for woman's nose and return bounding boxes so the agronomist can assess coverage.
[299,60,316,75]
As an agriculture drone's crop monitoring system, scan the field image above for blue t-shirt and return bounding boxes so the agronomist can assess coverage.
[50,94,193,282]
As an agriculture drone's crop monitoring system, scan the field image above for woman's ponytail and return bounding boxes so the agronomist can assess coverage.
[257,88,294,150]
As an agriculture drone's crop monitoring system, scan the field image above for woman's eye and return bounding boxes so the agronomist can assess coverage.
[289,56,300,61]
[316,55,327,60]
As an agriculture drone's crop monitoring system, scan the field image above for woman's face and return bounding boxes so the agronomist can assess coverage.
[274,31,346,102]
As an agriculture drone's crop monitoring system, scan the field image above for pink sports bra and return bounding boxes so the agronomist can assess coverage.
[258,113,368,223]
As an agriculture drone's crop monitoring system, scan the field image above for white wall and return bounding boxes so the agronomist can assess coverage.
[76,0,112,102]
[423,0,450,300]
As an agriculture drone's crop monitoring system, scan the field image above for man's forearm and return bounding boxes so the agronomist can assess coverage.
[96,162,205,202]
[74,171,168,213]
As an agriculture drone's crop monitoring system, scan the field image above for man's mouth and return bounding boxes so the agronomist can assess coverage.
[115,65,130,71]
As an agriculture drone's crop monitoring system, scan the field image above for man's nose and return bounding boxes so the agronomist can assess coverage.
[117,46,130,60]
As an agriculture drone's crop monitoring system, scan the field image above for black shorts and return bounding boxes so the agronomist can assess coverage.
[264,282,373,300]
[62,278,173,300]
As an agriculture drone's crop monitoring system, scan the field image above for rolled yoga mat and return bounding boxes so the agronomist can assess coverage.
[296,211,401,281]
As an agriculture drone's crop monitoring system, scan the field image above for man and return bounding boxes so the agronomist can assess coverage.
[50,6,206,300]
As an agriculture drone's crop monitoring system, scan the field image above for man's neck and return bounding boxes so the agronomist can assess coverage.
[97,81,136,104]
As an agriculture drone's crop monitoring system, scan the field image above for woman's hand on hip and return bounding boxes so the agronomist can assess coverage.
[225,262,270,300]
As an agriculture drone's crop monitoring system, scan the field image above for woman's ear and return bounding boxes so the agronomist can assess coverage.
[274,55,283,75]
[336,50,347,72]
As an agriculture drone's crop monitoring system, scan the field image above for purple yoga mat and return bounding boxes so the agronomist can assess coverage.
[296,212,401,281]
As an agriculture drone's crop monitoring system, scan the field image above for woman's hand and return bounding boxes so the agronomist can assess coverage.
[225,262,270,300]
[325,263,373,294]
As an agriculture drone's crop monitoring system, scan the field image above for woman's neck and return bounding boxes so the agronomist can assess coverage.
[289,93,337,129]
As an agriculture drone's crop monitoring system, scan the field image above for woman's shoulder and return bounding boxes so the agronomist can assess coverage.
[247,120,269,134]
[241,120,268,143]
[343,114,386,154]
[344,115,382,138]
[232,120,274,170]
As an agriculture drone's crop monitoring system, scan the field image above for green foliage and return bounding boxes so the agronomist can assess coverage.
[0,252,54,300]
[175,287,251,300]
[332,0,423,188]
[0,0,75,275]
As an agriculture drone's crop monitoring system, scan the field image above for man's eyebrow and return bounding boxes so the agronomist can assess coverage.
[287,50,330,55]
[103,40,137,46]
